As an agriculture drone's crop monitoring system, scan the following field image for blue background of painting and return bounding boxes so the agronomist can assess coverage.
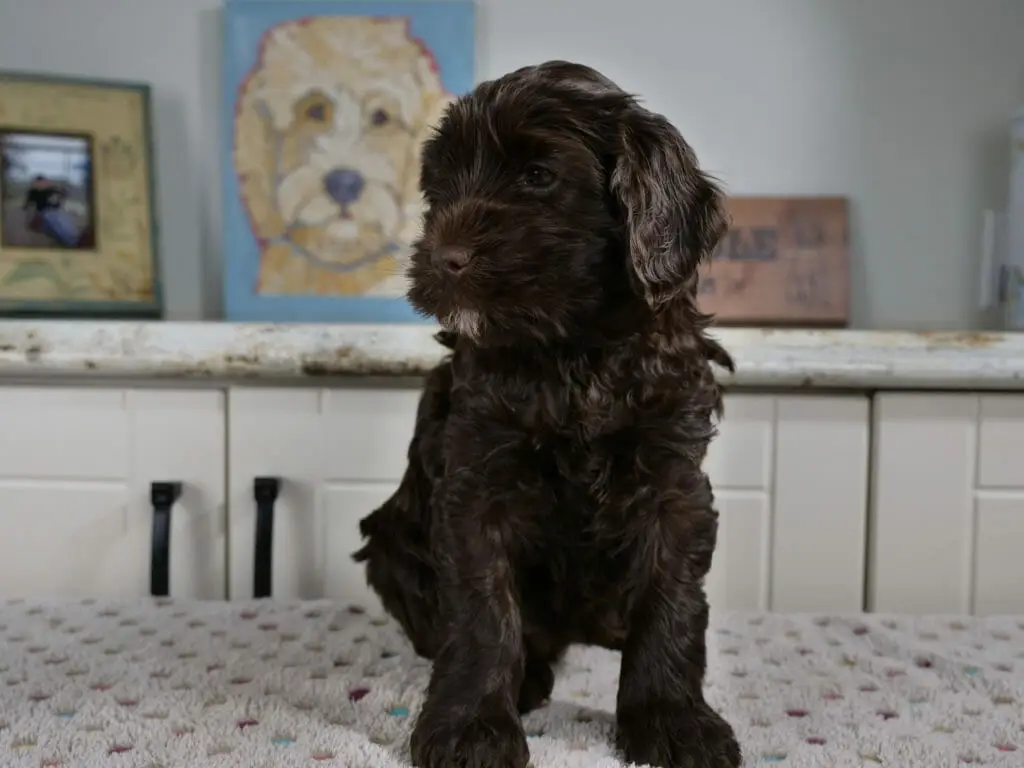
[221,0,475,322]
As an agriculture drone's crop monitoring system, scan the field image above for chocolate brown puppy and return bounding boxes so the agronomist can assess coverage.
[354,60,740,768]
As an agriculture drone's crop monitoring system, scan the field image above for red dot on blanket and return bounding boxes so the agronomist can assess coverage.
[238,719,259,730]
[108,745,133,755]
[348,687,370,702]
[806,737,826,745]
[785,709,807,718]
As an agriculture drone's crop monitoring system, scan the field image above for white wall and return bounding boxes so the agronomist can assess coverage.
[1,0,1021,329]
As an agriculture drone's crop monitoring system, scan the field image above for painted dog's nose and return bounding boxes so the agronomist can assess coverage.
[323,168,365,207]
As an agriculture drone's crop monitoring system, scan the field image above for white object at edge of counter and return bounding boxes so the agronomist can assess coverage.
[1006,108,1024,329]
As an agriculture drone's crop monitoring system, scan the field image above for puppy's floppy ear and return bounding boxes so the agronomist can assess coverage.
[610,106,727,308]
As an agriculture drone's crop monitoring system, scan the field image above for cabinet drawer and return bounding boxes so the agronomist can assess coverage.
[978,396,1024,488]
[0,387,129,479]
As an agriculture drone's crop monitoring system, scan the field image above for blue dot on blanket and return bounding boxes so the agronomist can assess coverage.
[272,737,295,745]
[390,706,409,717]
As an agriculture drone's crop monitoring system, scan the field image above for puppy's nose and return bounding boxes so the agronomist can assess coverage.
[432,246,472,275]
[323,168,365,207]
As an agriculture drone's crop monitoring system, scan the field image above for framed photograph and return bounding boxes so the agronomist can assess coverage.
[222,0,476,322]
[0,71,160,317]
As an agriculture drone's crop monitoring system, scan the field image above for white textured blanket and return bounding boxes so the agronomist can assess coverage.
[0,599,1021,767]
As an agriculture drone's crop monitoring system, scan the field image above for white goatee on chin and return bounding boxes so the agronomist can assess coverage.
[441,309,483,339]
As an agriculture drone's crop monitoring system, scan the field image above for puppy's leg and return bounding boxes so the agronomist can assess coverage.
[410,427,545,768]
[354,492,441,659]
[614,470,741,768]
[518,654,555,715]
[517,630,566,714]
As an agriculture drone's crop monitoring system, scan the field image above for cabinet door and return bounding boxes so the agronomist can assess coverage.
[705,394,869,614]
[0,387,226,599]
[871,393,1024,615]
[227,386,419,606]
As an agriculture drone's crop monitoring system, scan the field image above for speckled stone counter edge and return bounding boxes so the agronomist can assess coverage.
[0,321,1021,390]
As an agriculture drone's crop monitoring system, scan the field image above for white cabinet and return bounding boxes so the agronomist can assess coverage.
[870,393,1024,615]
[705,394,869,614]
[227,386,420,604]
[0,387,226,599]
[227,388,870,615]
[11,380,1024,614]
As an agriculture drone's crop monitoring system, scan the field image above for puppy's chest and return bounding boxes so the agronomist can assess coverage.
[533,452,627,542]
[501,382,638,500]
[520,489,634,646]
[511,376,631,442]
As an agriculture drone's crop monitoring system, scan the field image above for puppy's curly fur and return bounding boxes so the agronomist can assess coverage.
[353,60,741,768]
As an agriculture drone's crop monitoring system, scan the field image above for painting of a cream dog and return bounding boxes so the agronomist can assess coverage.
[223,1,475,321]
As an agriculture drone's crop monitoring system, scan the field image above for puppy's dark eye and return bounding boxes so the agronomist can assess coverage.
[522,164,556,189]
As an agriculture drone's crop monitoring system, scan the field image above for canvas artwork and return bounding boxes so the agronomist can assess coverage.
[0,72,160,317]
[222,0,475,322]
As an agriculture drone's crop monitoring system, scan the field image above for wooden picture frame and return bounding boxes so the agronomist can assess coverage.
[221,0,476,323]
[0,71,161,318]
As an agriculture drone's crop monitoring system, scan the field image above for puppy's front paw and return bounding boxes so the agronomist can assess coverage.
[616,699,741,768]
[410,704,529,768]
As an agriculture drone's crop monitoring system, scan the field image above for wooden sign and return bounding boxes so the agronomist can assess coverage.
[697,196,849,326]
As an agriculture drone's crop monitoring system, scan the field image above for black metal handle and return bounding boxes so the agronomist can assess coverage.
[150,482,182,597]
[253,477,281,598]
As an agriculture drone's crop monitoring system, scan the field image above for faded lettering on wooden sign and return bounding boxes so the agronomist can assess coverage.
[697,197,849,325]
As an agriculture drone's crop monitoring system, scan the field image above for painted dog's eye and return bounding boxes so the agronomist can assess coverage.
[370,108,390,127]
[522,164,555,189]
[294,91,334,125]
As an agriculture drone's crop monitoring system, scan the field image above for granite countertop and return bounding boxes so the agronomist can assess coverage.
[0,321,1021,390]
